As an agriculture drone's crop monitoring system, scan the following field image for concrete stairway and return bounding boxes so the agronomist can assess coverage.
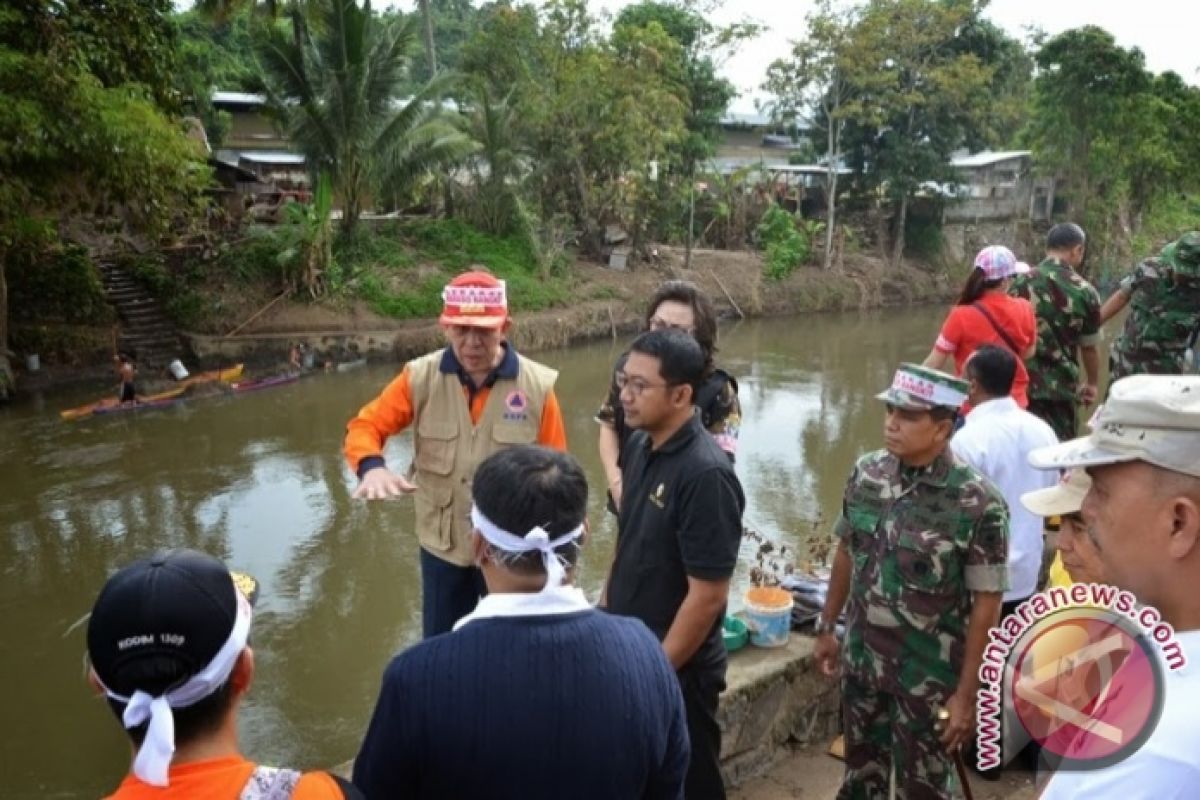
[98,261,185,370]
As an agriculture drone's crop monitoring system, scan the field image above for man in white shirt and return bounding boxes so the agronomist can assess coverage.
[1030,375,1200,798]
[951,345,1058,778]
[953,345,1058,612]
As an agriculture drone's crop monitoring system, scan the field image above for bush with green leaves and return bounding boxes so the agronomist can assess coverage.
[757,204,813,281]
[8,243,114,325]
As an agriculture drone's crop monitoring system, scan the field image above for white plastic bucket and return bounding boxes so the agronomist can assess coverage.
[168,359,189,381]
[744,587,794,648]
[25,354,40,372]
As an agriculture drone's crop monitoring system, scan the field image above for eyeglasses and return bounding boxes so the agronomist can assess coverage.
[448,325,499,342]
[615,371,674,397]
[648,317,693,334]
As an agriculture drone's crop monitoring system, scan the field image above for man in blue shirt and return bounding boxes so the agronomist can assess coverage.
[353,446,689,799]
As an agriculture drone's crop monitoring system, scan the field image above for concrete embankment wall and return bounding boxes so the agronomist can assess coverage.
[719,636,841,786]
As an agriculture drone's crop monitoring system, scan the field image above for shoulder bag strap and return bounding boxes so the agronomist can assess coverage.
[971,302,1022,355]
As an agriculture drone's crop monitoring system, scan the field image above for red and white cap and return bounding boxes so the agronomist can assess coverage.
[439,271,508,329]
[974,245,1019,281]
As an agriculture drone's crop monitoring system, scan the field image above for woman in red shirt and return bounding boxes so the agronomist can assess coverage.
[923,245,1037,408]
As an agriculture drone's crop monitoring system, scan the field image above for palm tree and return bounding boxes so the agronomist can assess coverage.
[255,0,476,234]
[417,0,437,76]
[461,80,524,234]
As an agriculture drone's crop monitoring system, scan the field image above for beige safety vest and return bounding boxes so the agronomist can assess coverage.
[407,348,558,566]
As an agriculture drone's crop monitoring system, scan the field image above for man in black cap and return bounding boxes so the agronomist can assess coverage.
[86,549,358,799]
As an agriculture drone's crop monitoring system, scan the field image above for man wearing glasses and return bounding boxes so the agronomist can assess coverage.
[596,280,741,514]
[344,269,567,637]
[603,328,746,800]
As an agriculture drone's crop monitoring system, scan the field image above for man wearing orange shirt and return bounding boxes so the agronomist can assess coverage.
[345,270,568,637]
[87,549,358,799]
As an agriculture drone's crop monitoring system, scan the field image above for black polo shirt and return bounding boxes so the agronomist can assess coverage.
[607,412,746,672]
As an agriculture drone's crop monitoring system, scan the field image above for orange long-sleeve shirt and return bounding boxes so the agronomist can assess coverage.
[344,362,567,477]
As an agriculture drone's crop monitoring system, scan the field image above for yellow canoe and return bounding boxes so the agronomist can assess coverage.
[177,364,244,389]
[60,364,244,420]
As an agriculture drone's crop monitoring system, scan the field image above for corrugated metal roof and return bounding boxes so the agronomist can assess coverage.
[212,91,267,106]
[951,150,1031,169]
[721,111,773,128]
[238,151,306,165]
[767,164,853,175]
[211,89,459,113]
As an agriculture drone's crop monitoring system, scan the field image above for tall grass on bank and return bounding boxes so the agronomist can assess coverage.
[216,217,572,321]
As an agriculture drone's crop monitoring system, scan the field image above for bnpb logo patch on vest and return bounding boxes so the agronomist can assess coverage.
[504,390,529,421]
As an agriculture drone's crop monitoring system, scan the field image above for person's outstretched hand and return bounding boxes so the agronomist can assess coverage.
[353,468,417,500]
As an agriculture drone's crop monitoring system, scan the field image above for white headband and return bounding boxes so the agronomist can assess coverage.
[470,505,584,590]
[98,590,253,787]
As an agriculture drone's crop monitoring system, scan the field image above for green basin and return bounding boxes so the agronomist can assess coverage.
[723,615,749,652]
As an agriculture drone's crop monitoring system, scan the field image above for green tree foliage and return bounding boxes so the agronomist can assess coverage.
[406,0,479,86]
[0,3,210,394]
[459,80,528,238]
[838,0,996,266]
[1024,26,1200,269]
[763,0,858,270]
[1024,27,1151,219]
[950,17,1033,150]
[459,0,689,257]
[254,0,477,235]
[173,9,262,146]
[613,2,740,172]
[47,0,182,111]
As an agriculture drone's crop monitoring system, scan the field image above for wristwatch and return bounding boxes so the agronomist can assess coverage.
[815,619,837,636]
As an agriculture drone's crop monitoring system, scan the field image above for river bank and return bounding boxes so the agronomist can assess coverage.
[7,244,955,399]
[185,245,955,370]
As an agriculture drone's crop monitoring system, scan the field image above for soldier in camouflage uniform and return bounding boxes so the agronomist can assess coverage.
[814,364,1009,799]
[1102,231,1200,390]
[1010,223,1102,441]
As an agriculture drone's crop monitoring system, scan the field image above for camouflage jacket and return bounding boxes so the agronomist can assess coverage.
[1010,257,1102,401]
[1111,259,1200,379]
[834,448,1009,698]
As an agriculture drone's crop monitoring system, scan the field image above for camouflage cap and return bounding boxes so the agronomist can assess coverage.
[1029,375,1200,478]
[876,363,969,411]
[1164,231,1200,275]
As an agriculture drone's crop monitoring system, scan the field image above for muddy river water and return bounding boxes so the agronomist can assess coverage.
[1,308,981,797]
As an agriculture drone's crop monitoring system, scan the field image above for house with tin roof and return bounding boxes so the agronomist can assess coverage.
[943,150,1057,222]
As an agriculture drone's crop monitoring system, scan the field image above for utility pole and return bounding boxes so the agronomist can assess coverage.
[685,169,695,271]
